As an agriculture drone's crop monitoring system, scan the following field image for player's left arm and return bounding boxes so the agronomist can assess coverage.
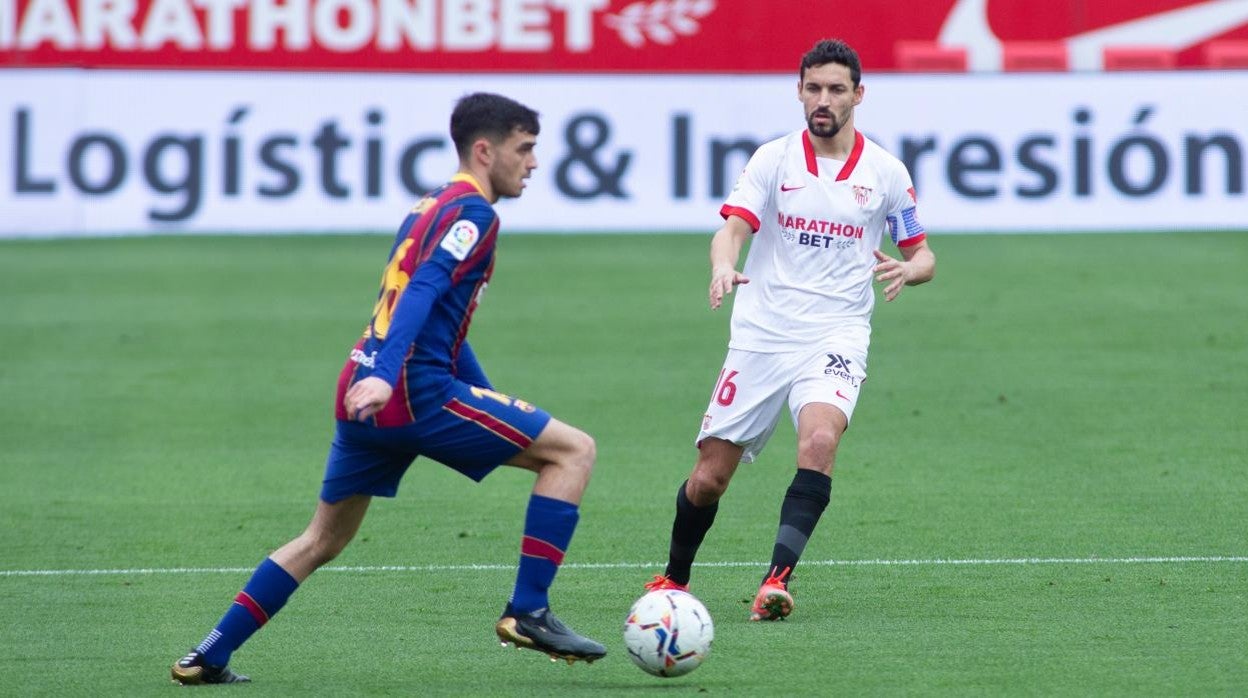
[346,204,496,421]
[874,163,936,302]
[873,241,935,302]
[345,261,454,420]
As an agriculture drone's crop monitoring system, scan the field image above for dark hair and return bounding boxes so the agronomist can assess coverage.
[800,39,862,87]
[450,92,540,158]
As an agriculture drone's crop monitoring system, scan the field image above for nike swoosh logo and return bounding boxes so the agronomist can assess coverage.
[780,183,806,192]
[939,0,1248,70]
[835,390,850,401]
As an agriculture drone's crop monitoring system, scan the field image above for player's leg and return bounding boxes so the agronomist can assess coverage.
[650,350,789,591]
[494,417,606,662]
[767,402,843,579]
[650,437,742,591]
[435,384,595,614]
[172,494,373,684]
[420,381,604,662]
[269,493,374,580]
[506,416,595,504]
[749,404,843,621]
[172,419,409,684]
[751,345,864,621]
[501,417,596,614]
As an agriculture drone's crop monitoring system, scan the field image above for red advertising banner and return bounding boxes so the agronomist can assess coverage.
[3,0,1248,73]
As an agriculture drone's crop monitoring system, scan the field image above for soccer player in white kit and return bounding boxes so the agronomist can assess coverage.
[645,39,936,621]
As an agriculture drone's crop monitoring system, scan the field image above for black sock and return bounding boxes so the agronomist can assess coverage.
[765,469,831,584]
[664,480,719,586]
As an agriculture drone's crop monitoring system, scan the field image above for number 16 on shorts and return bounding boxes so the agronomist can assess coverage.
[713,369,739,406]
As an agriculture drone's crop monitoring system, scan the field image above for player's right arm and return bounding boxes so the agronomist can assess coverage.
[710,137,784,310]
[709,215,753,310]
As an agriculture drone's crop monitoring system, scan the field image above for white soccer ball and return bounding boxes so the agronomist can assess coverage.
[623,589,714,677]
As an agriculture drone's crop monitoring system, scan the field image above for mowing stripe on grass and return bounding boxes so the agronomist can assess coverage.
[2,555,1245,577]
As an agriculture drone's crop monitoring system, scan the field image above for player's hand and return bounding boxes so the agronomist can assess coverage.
[709,266,749,309]
[873,249,911,302]
[344,376,393,422]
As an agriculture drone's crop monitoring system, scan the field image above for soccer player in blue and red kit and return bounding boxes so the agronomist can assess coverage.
[171,93,606,685]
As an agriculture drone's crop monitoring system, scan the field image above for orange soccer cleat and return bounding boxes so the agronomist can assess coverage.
[644,574,689,592]
[749,566,793,621]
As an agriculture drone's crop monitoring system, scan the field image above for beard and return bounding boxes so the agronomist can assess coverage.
[490,171,525,200]
[806,108,843,138]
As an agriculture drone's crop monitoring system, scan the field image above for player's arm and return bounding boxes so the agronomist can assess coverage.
[873,240,935,302]
[711,137,780,310]
[344,260,454,420]
[347,204,498,421]
[454,340,493,390]
[876,163,934,302]
[709,215,754,310]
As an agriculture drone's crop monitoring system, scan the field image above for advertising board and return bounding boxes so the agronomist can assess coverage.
[3,69,1245,236]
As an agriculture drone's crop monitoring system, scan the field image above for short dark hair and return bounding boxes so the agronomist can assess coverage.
[450,92,540,158]
[800,39,862,87]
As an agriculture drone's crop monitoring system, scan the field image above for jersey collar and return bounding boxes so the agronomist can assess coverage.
[801,129,865,181]
[451,172,487,195]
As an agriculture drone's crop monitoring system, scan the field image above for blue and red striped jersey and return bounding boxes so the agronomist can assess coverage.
[335,173,498,426]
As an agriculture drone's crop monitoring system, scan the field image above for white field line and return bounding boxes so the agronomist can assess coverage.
[2,556,1245,578]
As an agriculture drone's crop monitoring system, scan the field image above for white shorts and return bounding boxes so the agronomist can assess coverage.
[696,342,868,464]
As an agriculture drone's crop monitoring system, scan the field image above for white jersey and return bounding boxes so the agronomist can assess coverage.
[721,129,927,352]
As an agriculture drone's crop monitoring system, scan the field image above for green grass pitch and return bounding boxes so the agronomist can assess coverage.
[1,231,1246,695]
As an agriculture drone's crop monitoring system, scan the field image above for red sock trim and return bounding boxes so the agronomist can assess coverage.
[234,591,269,626]
[520,535,565,565]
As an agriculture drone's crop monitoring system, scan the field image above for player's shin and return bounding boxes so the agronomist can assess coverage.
[765,469,831,584]
[509,494,578,613]
[664,480,720,586]
[196,558,299,667]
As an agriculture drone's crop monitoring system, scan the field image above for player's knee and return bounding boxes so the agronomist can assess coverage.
[687,467,730,502]
[798,428,841,462]
[566,429,596,477]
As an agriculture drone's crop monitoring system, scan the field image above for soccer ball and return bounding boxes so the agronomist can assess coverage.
[623,589,714,677]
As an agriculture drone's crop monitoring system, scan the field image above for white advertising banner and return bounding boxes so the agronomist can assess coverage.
[2,69,1246,237]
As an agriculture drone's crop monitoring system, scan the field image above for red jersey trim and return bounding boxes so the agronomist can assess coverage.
[372,363,414,427]
[803,130,864,181]
[720,204,760,232]
[801,130,818,175]
[836,131,865,181]
[898,232,927,248]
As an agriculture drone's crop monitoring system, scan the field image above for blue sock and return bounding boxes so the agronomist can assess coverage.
[510,494,579,614]
[197,558,299,666]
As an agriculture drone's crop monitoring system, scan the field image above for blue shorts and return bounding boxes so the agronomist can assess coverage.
[320,380,552,503]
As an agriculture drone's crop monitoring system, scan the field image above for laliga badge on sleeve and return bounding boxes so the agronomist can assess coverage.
[441,220,480,260]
